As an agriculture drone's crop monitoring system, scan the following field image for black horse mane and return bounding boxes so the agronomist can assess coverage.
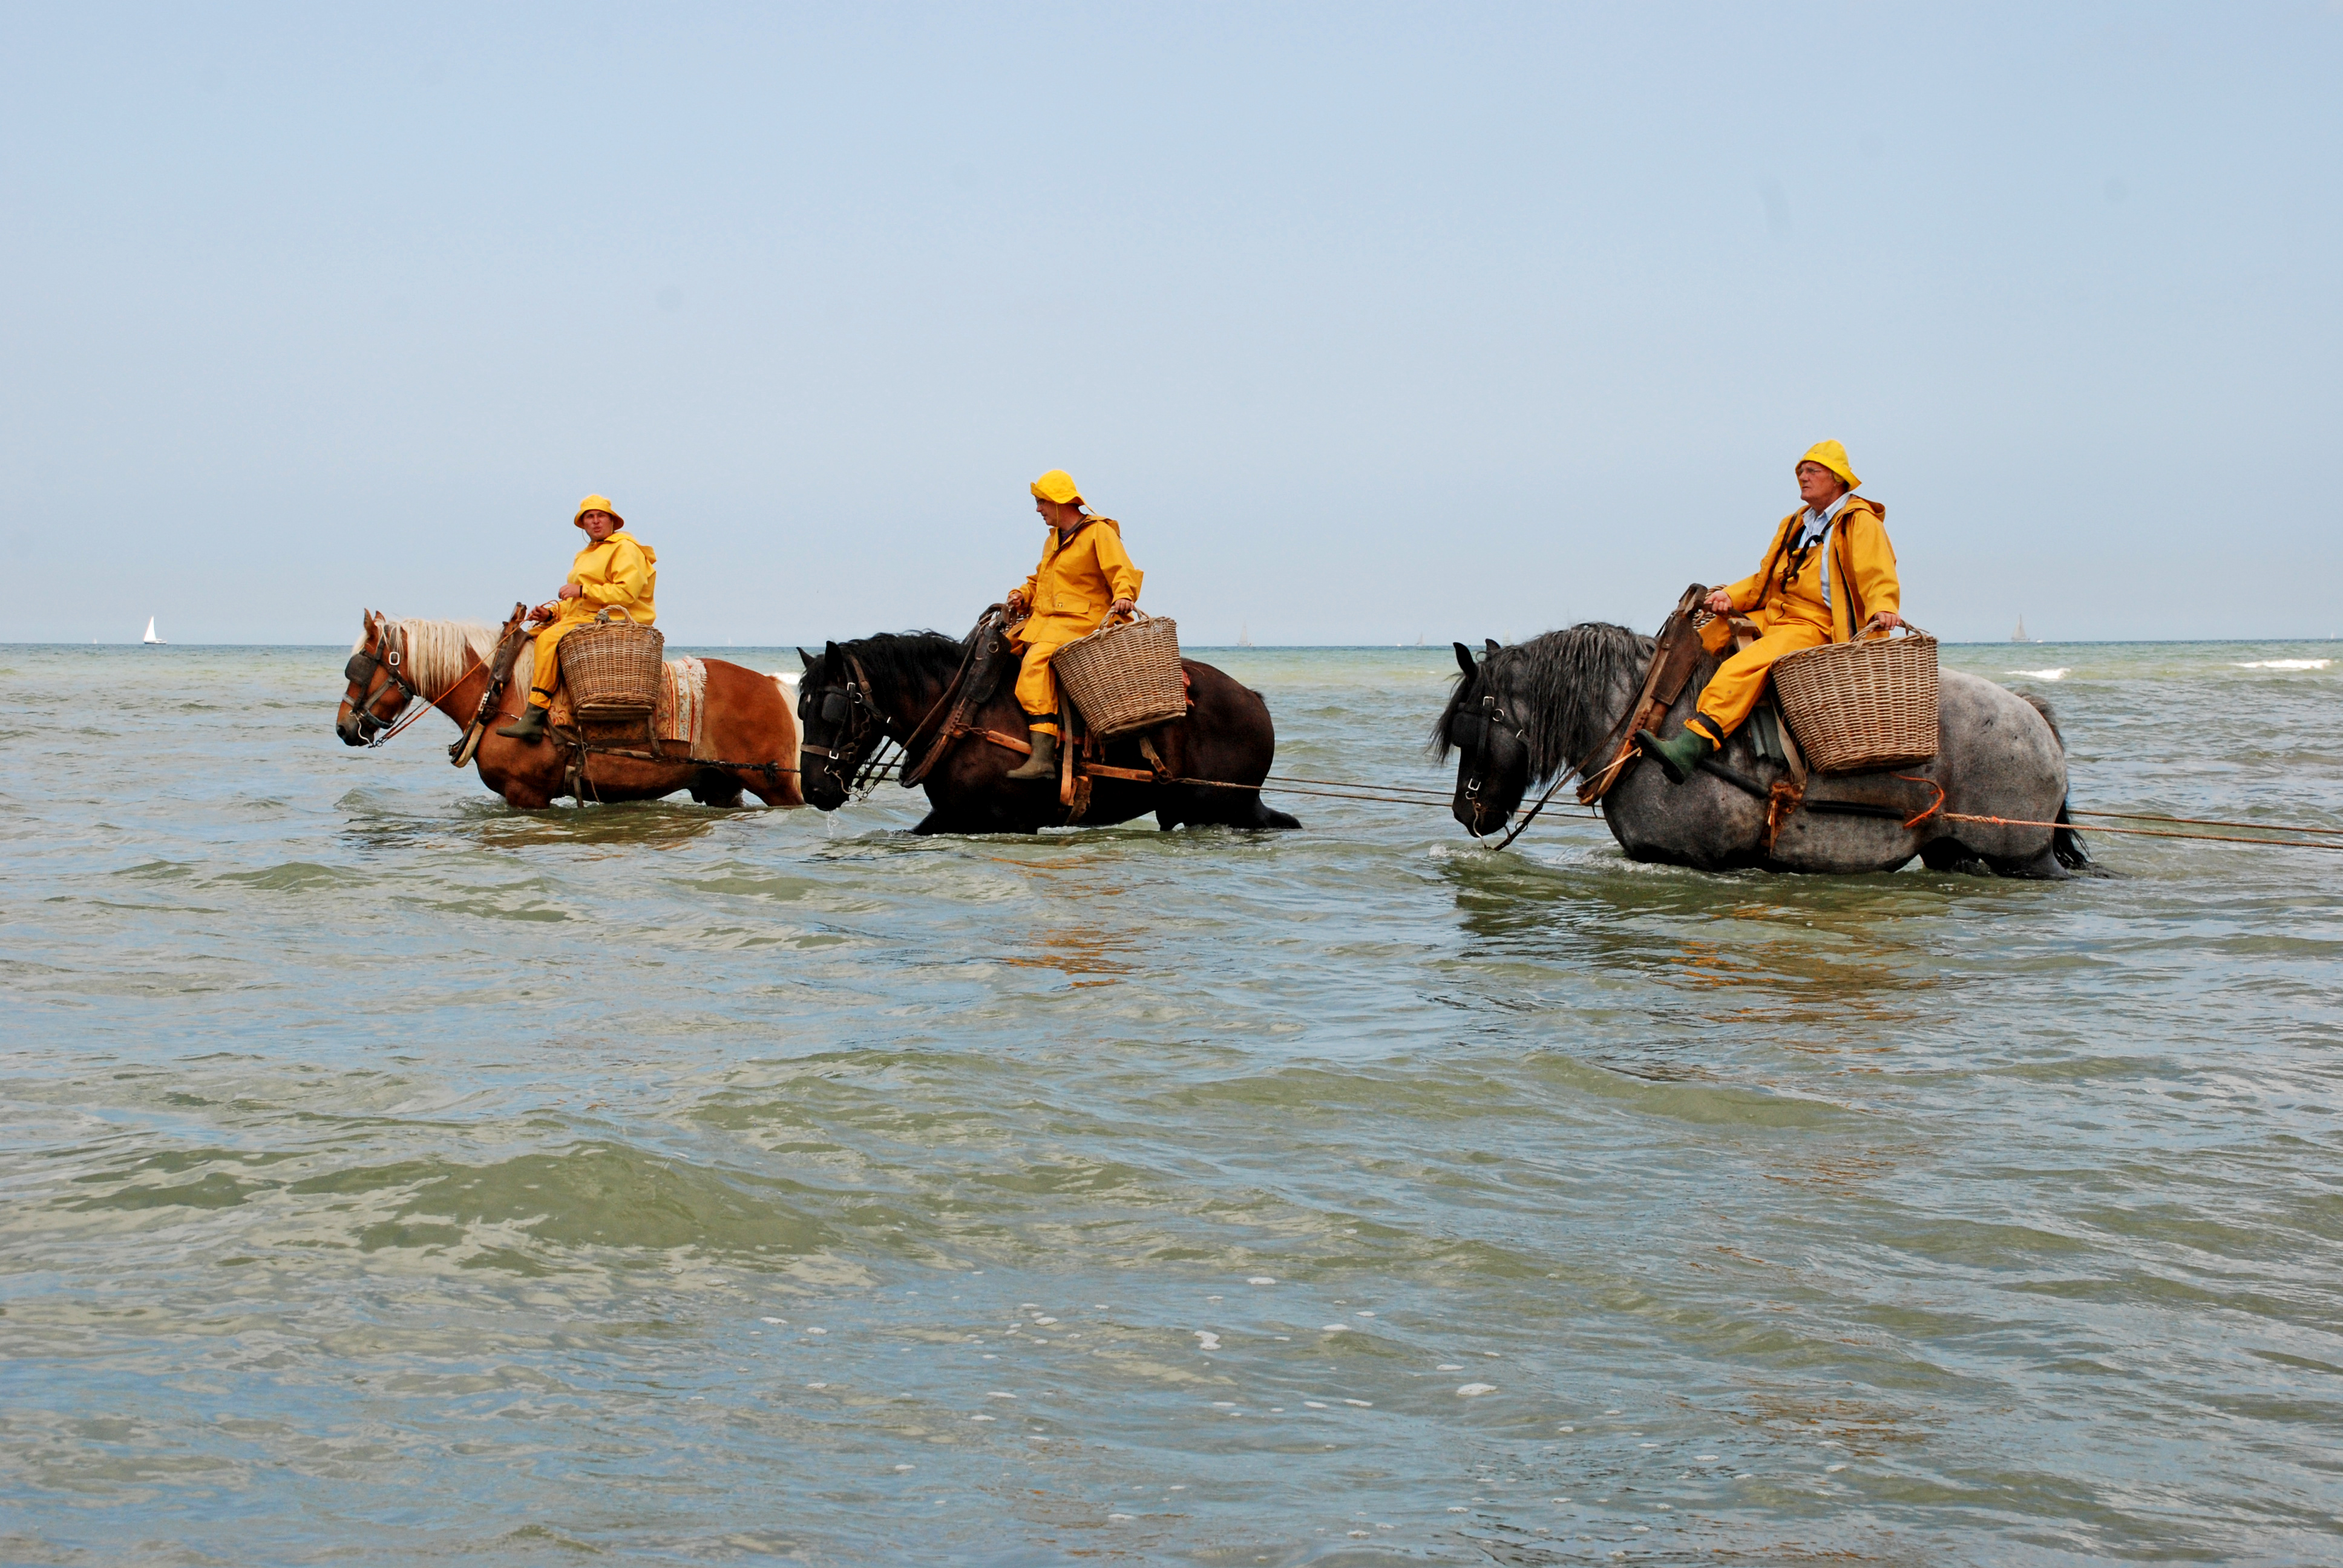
[1430,622,1662,785]
[818,630,965,705]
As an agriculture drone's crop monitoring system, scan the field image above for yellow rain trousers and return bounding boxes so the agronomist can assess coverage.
[1006,517,1142,734]
[527,530,658,708]
[1693,497,1898,742]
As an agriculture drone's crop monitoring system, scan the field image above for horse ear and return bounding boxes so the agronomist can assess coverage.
[1453,641,1476,678]
[798,647,817,670]
[1484,638,1501,656]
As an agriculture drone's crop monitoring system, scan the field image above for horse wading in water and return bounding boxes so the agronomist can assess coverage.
[335,607,802,809]
[796,622,1298,834]
[1437,625,2087,878]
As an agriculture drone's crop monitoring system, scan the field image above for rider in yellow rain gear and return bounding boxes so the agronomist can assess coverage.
[1000,469,1142,782]
[1639,442,1906,782]
[497,494,658,743]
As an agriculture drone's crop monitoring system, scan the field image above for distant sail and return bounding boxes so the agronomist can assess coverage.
[2011,615,2028,643]
[143,616,163,645]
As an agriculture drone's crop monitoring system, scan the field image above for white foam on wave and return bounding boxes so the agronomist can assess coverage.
[2007,667,2069,681]
[2235,658,2332,670]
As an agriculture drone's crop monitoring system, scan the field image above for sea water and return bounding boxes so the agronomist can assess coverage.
[2,641,2338,1565]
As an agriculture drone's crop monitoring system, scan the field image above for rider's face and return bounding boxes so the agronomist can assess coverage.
[578,510,619,541]
[1795,462,1846,510]
[1034,497,1083,534]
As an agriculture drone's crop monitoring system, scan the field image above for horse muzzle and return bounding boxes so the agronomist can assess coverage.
[798,748,851,811]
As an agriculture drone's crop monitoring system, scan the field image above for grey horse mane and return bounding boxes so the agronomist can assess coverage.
[1431,622,1669,786]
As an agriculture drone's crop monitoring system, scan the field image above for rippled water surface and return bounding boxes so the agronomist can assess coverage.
[4,641,2340,1566]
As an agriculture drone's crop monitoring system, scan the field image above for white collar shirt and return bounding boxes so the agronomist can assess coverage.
[1794,491,1853,608]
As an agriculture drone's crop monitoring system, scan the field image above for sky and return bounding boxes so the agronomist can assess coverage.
[4,2,2338,647]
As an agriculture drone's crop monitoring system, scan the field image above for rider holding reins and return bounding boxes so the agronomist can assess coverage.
[1000,469,1142,782]
[497,494,658,743]
[1639,441,1906,782]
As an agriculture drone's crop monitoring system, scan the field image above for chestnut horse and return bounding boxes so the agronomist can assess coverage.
[334,606,801,810]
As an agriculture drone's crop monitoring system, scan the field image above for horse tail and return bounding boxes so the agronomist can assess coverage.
[2015,692,2088,866]
[2053,798,2091,869]
[2017,691,2065,748]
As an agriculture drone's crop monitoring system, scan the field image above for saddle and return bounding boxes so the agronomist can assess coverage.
[899,608,1193,824]
[1578,583,1809,850]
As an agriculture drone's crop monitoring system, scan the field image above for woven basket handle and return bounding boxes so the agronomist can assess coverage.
[1106,605,1147,626]
[1858,615,1928,641]
[594,606,639,626]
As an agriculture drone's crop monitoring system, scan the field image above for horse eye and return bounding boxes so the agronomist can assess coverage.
[343,655,371,683]
[820,691,850,724]
[1451,713,1485,749]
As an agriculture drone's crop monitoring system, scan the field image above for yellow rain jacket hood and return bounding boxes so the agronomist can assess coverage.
[1009,516,1142,648]
[574,493,624,528]
[1797,440,1860,492]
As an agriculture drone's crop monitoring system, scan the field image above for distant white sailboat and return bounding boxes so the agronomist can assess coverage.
[1237,622,1251,647]
[143,616,165,645]
[2011,615,2031,644]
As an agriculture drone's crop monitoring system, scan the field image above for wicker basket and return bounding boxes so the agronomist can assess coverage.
[557,606,664,718]
[1770,624,1940,774]
[1050,612,1185,737]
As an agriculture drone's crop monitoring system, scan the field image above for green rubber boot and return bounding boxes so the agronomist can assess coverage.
[496,704,550,742]
[1635,722,1718,785]
[1004,730,1058,782]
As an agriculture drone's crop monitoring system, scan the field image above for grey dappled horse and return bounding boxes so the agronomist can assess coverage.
[1437,623,2087,878]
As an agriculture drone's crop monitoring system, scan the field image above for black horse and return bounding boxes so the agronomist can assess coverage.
[796,621,1299,835]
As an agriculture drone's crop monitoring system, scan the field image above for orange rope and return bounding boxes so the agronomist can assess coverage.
[1896,774,1945,829]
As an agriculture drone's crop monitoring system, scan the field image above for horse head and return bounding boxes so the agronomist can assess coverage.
[796,641,882,811]
[336,609,419,746]
[1435,639,1532,836]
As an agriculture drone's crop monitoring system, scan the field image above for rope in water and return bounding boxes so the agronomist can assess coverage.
[1935,812,2343,853]
[2065,808,2343,837]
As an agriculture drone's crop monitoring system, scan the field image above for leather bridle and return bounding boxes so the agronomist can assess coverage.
[798,653,897,800]
[342,627,427,745]
[1448,684,1527,837]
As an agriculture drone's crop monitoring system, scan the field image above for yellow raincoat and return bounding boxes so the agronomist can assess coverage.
[1693,496,1899,741]
[528,530,659,707]
[1006,517,1144,731]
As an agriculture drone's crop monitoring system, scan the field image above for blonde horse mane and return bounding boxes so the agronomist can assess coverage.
[355,618,499,699]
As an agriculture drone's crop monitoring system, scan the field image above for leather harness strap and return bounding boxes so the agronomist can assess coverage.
[1576,583,1710,806]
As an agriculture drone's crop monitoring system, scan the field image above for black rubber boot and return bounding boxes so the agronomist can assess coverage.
[1004,730,1058,782]
[1635,722,1719,785]
[496,704,550,742]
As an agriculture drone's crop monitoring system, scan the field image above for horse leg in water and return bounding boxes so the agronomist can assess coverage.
[1150,664,1300,831]
[688,768,746,808]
